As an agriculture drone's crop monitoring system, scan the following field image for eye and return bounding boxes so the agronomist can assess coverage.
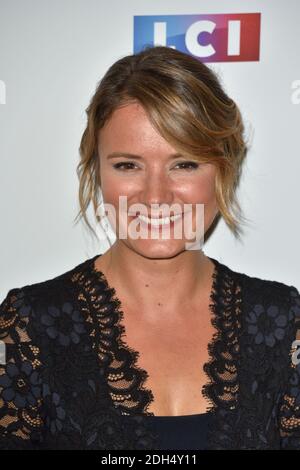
[174,161,200,170]
[112,161,201,171]
[113,162,138,171]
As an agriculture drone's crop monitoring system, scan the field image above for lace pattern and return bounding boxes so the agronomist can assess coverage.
[0,253,300,449]
[278,286,300,449]
[0,289,44,448]
[71,262,156,417]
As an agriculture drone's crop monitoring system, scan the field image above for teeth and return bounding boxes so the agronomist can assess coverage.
[137,214,182,226]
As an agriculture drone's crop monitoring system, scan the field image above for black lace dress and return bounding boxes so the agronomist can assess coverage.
[0,253,300,450]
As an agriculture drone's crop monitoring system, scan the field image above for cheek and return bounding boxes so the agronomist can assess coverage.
[176,174,216,205]
[176,173,217,231]
[196,167,217,206]
[101,180,138,207]
[199,177,216,204]
[99,165,133,205]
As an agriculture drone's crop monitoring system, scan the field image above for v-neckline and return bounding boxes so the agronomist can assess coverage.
[80,252,231,418]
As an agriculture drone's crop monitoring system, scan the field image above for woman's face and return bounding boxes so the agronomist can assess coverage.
[97,101,218,259]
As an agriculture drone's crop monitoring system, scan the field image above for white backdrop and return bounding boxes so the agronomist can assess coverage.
[0,0,299,299]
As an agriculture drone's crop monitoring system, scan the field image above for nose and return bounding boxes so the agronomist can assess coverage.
[140,168,174,208]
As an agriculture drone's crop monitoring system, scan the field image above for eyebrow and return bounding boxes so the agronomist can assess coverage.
[106,152,185,160]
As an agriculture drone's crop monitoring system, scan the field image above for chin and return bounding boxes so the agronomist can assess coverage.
[125,239,188,260]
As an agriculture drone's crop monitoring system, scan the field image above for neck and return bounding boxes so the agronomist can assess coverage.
[95,242,215,318]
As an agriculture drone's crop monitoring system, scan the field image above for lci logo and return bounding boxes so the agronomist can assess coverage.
[134,13,261,62]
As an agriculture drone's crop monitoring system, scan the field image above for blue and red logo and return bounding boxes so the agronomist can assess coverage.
[134,13,261,62]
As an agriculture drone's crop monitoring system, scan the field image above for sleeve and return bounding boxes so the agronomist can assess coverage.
[279,284,300,449]
[0,288,44,449]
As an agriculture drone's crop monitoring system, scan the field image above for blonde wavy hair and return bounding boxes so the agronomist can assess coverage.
[74,45,250,241]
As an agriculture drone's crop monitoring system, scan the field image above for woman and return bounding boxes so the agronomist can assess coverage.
[0,46,300,450]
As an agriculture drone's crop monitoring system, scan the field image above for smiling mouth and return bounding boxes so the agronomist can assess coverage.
[138,213,182,225]
[127,212,185,227]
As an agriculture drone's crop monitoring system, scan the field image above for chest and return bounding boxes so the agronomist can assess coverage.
[119,304,216,416]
